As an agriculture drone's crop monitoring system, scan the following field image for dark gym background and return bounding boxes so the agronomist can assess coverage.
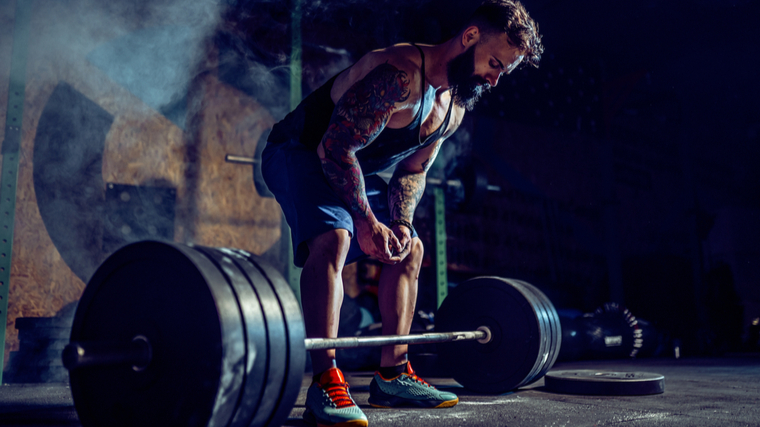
[1,0,759,383]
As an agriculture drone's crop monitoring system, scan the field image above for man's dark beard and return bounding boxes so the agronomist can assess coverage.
[447,44,491,111]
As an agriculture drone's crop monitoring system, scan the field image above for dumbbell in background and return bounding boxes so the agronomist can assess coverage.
[557,302,661,362]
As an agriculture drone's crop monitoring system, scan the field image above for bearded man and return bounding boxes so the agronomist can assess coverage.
[261,1,543,425]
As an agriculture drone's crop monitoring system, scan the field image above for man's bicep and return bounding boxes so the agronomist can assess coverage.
[321,62,412,158]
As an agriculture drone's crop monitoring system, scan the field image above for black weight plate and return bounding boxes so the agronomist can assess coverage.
[436,276,546,394]
[217,248,288,427]
[544,299,561,374]
[514,279,561,385]
[509,280,551,387]
[69,241,245,427]
[509,279,553,387]
[545,370,665,395]
[193,247,268,427]
[504,280,549,387]
[232,249,306,427]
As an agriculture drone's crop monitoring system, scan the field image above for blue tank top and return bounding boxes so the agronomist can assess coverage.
[268,45,454,176]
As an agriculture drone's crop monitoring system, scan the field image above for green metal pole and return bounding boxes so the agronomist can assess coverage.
[290,0,302,110]
[1,0,32,383]
[434,187,448,308]
[283,0,303,302]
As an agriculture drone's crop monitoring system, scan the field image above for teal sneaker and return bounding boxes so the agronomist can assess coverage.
[368,362,459,408]
[303,367,368,427]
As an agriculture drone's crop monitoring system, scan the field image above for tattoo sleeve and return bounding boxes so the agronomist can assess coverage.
[320,63,410,219]
[389,141,442,223]
[389,169,427,223]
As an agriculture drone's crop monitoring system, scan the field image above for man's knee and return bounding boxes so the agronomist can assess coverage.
[307,229,352,266]
[404,238,424,270]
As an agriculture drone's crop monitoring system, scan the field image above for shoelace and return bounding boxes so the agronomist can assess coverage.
[406,372,435,389]
[322,382,355,408]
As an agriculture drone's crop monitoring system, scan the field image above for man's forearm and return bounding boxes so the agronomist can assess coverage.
[388,170,427,223]
[320,150,373,220]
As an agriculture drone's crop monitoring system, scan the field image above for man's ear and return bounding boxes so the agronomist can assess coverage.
[461,25,481,48]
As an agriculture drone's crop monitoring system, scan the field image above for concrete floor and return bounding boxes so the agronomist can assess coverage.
[1,356,758,427]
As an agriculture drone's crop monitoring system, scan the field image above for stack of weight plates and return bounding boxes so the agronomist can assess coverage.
[436,277,561,393]
[68,241,306,427]
[7,316,71,383]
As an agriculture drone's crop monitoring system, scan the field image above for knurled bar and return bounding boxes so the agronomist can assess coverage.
[304,329,487,351]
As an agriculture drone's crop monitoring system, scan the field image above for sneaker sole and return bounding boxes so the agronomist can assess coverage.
[303,409,369,427]
[435,397,460,408]
[314,421,368,427]
[368,396,459,409]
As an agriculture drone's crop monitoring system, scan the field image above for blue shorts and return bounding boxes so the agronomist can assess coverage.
[261,139,417,268]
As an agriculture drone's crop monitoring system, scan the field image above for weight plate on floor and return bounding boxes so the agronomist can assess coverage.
[544,370,665,395]
[436,276,550,393]
[231,249,306,427]
[193,247,268,427]
[69,241,245,427]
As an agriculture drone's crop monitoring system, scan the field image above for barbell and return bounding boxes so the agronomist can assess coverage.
[225,153,500,211]
[63,241,561,427]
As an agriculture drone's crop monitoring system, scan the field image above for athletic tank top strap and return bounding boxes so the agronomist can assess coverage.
[410,43,427,143]
[412,43,455,146]
[423,85,455,145]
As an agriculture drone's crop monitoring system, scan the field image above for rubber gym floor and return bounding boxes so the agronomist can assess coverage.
[1,355,758,427]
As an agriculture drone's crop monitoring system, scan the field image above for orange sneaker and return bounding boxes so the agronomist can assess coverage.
[303,367,368,427]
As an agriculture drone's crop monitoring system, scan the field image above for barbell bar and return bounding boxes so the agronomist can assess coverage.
[65,241,560,427]
[63,328,492,371]
[225,153,501,200]
[306,326,492,350]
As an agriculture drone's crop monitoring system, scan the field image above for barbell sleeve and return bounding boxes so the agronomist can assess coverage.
[225,154,257,164]
[304,328,491,351]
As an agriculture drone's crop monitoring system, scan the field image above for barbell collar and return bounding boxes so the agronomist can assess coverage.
[63,335,152,371]
[304,328,490,351]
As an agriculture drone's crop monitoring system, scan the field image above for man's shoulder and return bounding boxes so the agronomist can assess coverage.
[331,44,425,106]
[368,43,423,65]
[355,44,423,82]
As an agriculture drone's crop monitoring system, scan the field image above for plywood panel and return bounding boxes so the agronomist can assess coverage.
[184,71,281,253]
[4,0,283,369]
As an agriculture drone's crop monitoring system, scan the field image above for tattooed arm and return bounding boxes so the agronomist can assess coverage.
[317,59,414,263]
[389,143,442,223]
[387,98,463,257]
[386,139,443,257]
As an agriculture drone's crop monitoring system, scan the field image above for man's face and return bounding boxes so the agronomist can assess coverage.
[448,32,524,111]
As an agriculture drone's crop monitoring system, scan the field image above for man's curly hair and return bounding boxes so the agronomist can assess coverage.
[466,0,544,69]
